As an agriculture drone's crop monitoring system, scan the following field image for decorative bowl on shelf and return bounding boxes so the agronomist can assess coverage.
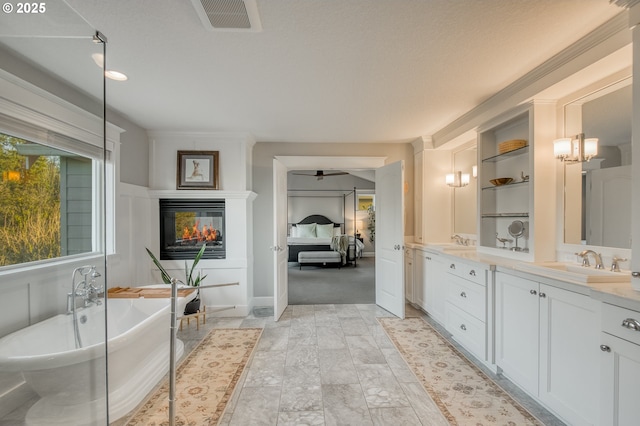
[490,177,513,186]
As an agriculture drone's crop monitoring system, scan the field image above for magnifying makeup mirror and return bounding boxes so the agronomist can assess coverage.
[508,220,525,251]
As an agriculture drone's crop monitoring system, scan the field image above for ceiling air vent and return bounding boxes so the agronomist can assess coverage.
[191,0,262,32]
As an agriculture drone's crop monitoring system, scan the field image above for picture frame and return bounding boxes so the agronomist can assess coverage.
[357,194,375,211]
[177,150,219,190]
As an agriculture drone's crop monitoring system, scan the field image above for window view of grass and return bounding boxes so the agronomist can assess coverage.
[0,134,62,266]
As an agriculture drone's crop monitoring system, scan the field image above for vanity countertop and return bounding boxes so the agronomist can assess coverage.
[408,241,640,312]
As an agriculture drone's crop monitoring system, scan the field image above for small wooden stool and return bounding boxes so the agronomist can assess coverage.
[179,305,207,330]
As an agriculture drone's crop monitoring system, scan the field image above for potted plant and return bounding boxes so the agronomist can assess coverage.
[145,244,208,315]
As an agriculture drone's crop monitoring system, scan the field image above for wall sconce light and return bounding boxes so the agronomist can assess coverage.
[553,133,598,163]
[472,165,477,178]
[445,171,470,187]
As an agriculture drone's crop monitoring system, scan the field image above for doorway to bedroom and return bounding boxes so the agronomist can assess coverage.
[286,169,375,305]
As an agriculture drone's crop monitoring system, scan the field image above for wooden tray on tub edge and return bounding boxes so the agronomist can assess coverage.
[107,286,196,298]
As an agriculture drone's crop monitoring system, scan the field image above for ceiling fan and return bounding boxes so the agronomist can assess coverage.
[292,170,349,180]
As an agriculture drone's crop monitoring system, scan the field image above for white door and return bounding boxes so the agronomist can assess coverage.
[495,273,539,396]
[273,158,288,320]
[375,161,405,318]
[539,284,600,426]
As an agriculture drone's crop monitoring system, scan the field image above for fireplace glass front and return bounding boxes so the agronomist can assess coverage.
[159,199,225,260]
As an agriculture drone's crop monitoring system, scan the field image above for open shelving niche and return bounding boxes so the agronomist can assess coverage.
[476,101,556,262]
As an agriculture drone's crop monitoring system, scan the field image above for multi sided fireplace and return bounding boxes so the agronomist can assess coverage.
[159,199,225,260]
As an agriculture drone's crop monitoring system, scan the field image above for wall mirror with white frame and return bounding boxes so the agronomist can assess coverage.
[563,78,632,249]
[452,143,477,236]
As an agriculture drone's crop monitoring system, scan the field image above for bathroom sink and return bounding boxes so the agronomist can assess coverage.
[514,262,630,284]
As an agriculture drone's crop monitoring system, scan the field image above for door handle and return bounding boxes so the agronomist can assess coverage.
[530,289,537,296]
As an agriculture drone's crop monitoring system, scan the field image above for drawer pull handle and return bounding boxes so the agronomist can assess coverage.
[426,256,431,260]
[460,324,466,331]
[460,291,467,298]
[530,289,537,296]
[621,318,640,332]
[539,292,546,298]
[469,270,476,276]
[600,345,611,352]
[450,263,456,269]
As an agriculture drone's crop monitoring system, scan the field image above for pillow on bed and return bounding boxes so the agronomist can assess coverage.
[316,223,334,238]
[290,226,298,237]
[297,223,317,238]
[333,226,342,237]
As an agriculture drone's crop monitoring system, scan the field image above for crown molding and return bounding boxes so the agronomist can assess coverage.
[433,11,630,147]
[610,0,640,9]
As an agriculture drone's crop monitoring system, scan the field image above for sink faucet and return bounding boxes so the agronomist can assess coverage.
[611,256,628,272]
[576,250,604,270]
[451,234,468,246]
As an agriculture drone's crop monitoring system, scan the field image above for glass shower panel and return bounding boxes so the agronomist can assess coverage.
[0,3,108,425]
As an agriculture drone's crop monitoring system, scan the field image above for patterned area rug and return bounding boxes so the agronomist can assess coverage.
[125,328,262,426]
[378,317,542,426]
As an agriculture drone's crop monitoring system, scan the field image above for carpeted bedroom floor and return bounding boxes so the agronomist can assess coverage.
[288,256,375,304]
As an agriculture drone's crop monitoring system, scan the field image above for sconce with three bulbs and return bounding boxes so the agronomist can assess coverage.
[446,166,476,188]
[553,133,598,163]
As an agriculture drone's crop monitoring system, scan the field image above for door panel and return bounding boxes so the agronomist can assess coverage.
[273,158,288,320]
[375,161,404,318]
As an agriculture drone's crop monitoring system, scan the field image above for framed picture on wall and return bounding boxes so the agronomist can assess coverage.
[177,150,219,189]
[357,194,374,211]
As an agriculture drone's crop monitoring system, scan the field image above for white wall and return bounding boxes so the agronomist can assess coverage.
[144,131,256,316]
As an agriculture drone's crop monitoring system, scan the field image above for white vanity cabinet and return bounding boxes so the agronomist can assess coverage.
[414,249,446,322]
[600,303,640,426]
[495,272,600,426]
[444,258,489,362]
[404,247,414,304]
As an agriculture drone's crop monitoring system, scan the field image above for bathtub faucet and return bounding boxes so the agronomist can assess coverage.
[67,265,103,314]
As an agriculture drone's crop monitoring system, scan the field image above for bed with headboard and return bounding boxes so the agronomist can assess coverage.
[287,214,363,264]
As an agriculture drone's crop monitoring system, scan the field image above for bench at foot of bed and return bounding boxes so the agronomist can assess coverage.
[298,251,342,269]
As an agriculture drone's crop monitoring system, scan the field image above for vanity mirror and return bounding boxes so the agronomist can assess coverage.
[563,78,632,249]
[453,143,477,235]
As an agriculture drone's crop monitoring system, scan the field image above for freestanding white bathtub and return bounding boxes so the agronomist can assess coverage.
[0,286,195,426]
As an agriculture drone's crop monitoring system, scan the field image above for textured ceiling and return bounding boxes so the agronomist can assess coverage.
[0,0,625,143]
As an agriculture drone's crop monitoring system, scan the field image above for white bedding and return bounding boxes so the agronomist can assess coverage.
[287,237,332,245]
[287,236,364,257]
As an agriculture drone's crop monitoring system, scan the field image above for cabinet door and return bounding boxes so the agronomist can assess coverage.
[600,333,640,426]
[404,252,414,304]
[539,284,600,426]
[423,254,445,322]
[414,250,425,308]
[495,272,539,396]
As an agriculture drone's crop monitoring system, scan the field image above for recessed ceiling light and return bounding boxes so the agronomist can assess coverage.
[105,70,128,81]
[91,53,104,67]
[90,53,128,81]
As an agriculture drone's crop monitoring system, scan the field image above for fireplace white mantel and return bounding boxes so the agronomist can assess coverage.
[149,190,257,200]
[147,189,257,317]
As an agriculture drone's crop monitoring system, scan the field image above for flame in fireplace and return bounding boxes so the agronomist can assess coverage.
[182,220,217,243]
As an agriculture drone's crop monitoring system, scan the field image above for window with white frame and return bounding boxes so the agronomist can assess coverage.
[0,128,104,268]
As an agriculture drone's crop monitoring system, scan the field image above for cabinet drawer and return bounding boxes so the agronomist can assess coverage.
[603,303,640,346]
[446,260,485,286]
[446,302,486,360]
[447,275,485,321]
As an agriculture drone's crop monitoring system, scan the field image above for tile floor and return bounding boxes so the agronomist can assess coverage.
[175,303,565,426]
